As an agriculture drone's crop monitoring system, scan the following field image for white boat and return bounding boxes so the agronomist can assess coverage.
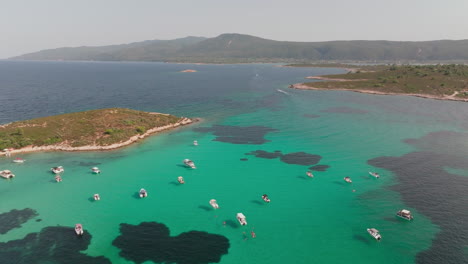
[12,158,25,163]
[55,175,62,182]
[396,209,413,220]
[306,171,314,178]
[193,140,198,146]
[139,188,148,198]
[209,199,219,209]
[51,166,64,174]
[0,170,15,179]
[91,167,101,174]
[94,194,100,201]
[236,213,247,226]
[75,224,84,236]
[367,228,381,241]
[183,159,196,169]
[369,171,380,178]
[344,177,352,183]
[178,176,185,184]
[262,194,271,203]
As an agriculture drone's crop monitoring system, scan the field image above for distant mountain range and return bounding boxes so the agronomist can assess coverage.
[12,33,468,62]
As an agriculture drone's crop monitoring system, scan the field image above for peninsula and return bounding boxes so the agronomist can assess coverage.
[0,108,194,154]
[289,64,468,102]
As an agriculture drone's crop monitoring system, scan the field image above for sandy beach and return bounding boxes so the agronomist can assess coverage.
[4,117,197,155]
[289,83,468,102]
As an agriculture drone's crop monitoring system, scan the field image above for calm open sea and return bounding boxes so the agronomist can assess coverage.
[0,61,468,264]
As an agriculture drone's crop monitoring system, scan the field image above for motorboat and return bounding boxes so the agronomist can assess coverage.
[237,213,247,226]
[91,167,101,174]
[193,140,198,146]
[369,171,380,178]
[396,209,413,220]
[55,175,62,182]
[139,188,148,198]
[178,176,185,184]
[306,171,313,178]
[344,176,352,183]
[183,159,196,169]
[0,170,15,179]
[262,194,270,203]
[75,224,84,236]
[367,228,381,241]
[51,166,64,174]
[12,158,25,163]
[209,199,219,209]
[94,194,100,201]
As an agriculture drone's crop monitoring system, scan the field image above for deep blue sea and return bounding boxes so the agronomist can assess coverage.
[0,60,468,264]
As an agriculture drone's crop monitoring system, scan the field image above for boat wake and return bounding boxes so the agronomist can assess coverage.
[277,89,290,95]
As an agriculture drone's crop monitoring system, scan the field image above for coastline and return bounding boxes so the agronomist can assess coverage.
[289,83,468,102]
[6,117,198,155]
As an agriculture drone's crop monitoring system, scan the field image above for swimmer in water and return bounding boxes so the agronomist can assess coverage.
[251,230,256,238]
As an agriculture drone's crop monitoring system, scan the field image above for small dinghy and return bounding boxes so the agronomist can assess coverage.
[12,158,25,163]
[55,175,62,182]
[183,159,196,169]
[344,176,352,183]
[0,170,15,179]
[91,167,101,174]
[75,224,84,236]
[139,188,148,198]
[236,213,247,226]
[178,176,185,184]
[51,166,64,174]
[94,194,100,201]
[396,209,413,220]
[306,171,314,178]
[367,228,381,241]
[193,140,198,146]
[369,171,380,178]
[209,199,219,209]
[262,194,271,203]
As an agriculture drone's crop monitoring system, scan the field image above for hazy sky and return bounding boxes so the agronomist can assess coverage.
[1,0,467,58]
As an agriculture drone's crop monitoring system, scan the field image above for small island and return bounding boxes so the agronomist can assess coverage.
[180,69,197,73]
[288,64,468,102]
[0,108,194,154]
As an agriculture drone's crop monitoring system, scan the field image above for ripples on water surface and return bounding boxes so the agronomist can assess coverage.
[0,61,468,264]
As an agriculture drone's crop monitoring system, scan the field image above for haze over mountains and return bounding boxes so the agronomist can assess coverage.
[12,33,468,62]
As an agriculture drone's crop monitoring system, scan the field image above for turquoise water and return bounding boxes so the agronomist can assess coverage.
[1,62,468,263]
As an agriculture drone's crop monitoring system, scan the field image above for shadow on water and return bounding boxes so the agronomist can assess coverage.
[296,175,309,180]
[198,205,212,212]
[250,200,263,205]
[112,222,229,264]
[223,220,239,229]
[0,208,38,235]
[87,197,96,203]
[132,192,141,199]
[168,181,179,186]
[383,217,401,223]
[0,226,111,264]
[352,234,371,245]
[332,181,346,186]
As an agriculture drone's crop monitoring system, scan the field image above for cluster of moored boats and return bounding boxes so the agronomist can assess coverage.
[306,169,411,241]
[366,208,414,241]
[2,140,412,239]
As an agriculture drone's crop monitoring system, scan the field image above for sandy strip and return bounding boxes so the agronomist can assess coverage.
[305,76,367,81]
[288,83,468,102]
[6,117,198,154]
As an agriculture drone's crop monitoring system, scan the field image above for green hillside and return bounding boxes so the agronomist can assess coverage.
[12,34,468,62]
[0,108,181,150]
